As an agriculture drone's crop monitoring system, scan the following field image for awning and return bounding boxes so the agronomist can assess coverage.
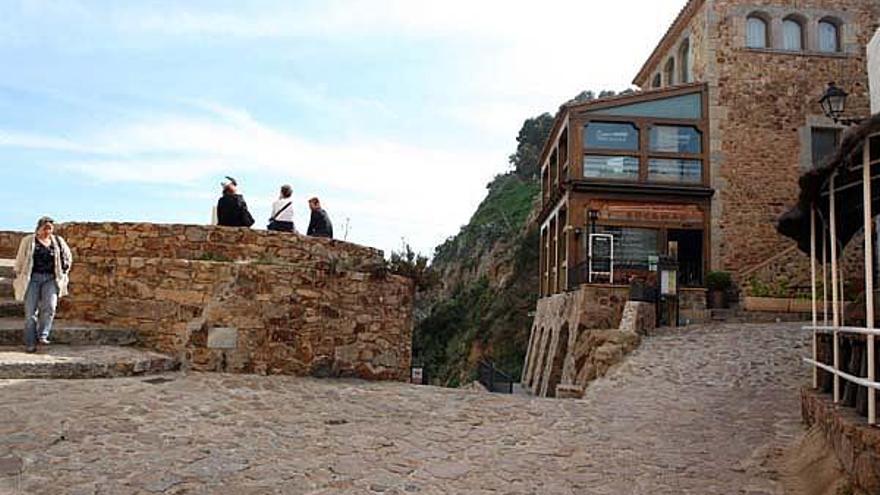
[777,114,880,258]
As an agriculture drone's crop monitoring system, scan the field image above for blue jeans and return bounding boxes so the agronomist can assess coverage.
[23,273,58,349]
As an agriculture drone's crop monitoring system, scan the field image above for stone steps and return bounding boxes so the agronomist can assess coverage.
[0,277,11,299]
[0,260,12,279]
[0,345,178,379]
[0,299,22,318]
[0,319,138,346]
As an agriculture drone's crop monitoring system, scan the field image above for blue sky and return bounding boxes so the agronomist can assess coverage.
[0,0,685,256]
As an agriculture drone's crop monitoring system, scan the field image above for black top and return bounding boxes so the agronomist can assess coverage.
[307,208,333,238]
[32,240,56,275]
[217,194,255,227]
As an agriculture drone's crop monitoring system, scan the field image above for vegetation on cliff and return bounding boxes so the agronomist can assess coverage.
[411,89,624,387]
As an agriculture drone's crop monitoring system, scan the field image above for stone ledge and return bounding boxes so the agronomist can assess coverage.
[0,345,178,379]
[0,319,138,346]
[801,387,880,494]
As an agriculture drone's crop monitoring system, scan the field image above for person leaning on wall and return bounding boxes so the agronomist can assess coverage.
[216,176,255,228]
[13,217,73,353]
[306,197,333,239]
[268,184,296,233]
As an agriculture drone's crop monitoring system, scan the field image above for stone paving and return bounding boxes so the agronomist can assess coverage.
[0,322,810,494]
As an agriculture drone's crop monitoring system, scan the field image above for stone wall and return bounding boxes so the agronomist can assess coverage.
[870,27,880,112]
[521,285,641,398]
[634,0,879,278]
[802,388,880,494]
[3,223,414,381]
[0,231,24,259]
[709,0,879,275]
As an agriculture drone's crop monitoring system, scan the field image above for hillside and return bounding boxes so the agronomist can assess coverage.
[412,113,553,387]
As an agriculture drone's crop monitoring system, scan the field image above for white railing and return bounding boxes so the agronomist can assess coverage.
[802,134,878,426]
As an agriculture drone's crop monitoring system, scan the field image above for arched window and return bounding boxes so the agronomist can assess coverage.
[746,14,769,48]
[783,16,804,51]
[652,73,662,89]
[818,19,841,53]
[679,38,691,83]
[664,58,675,86]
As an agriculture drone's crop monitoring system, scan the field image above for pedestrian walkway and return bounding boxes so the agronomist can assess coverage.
[0,322,809,494]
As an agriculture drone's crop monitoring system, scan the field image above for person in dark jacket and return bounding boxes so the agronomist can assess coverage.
[216,176,255,227]
[306,197,333,238]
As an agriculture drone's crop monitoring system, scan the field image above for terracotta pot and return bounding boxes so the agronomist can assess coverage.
[708,289,727,309]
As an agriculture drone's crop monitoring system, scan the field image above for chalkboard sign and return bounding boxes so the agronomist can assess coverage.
[589,234,613,280]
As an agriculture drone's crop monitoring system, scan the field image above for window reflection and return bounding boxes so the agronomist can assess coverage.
[650,126,702,153]
[584,122,639,151]
[584,155,639,180]
[648,159,702,183]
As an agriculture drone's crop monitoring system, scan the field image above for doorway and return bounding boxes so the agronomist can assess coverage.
[668,229,703,287]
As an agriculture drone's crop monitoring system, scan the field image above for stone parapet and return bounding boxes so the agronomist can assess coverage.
[59,255,413,380]
[802,388,880,494]
[0,231,25,259]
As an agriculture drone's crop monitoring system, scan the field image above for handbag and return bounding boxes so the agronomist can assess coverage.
[267,201,292,229]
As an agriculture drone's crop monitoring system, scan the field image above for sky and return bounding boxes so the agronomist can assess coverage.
[0,0,686,256]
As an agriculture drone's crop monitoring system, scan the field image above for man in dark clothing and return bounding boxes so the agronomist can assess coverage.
[216,176,255,227]
[306,197,333,238]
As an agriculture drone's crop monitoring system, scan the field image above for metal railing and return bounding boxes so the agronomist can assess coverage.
[568,258,703,290]
[801,137,878,426]
[477,360,514,394]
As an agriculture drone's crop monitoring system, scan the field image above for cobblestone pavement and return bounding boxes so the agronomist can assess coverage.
[0,322,810,494]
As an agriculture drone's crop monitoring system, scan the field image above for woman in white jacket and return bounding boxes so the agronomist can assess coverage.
[13,217,73,352]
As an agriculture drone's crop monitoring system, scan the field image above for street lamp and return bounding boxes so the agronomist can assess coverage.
[819,82,862,126]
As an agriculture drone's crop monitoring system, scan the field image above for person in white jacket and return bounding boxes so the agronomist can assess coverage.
[13,217,73,352]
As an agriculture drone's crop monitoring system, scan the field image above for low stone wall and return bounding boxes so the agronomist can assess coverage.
[3,222,414,381]
[802,388,880,494]
[59,255,413,380]
[1,223,384,271]
[680,287,708,324]
[0,231,24,259]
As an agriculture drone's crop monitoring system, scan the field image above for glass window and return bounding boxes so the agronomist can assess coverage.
[650,126,702,153]
[783,18,804,51]
[585,92,702,120]
[584,155,639,180]
[679,39,690,83]
[664,58,675,86]
[596,226,659,270]
[811,128,840,169]
[746,16,768,48]
[648,159,703,184]
[818,21,840,53]
[584,122,639,151]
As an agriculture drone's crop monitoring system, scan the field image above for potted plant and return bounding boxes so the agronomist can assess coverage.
[706,271,732,309]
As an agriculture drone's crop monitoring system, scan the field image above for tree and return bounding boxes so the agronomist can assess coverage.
[508,113,555,180]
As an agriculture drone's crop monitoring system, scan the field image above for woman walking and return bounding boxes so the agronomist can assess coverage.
[13,217,73,352]
[268,184,296,233]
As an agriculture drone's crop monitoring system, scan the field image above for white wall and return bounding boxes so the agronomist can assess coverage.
[870,27,880,113]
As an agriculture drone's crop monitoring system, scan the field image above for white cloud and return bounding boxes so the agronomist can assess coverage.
[1,103,498,255]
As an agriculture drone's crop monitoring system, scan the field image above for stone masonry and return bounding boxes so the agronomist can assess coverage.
[635,0,880,277]
[522,285,651,398]
[0,223,414,381]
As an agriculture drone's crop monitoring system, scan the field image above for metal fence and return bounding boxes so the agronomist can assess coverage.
[802,137,878,426]
[477,361,514,394]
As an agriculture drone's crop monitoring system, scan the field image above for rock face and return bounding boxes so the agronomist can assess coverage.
[521,285,648,398]
[0,223,414,381]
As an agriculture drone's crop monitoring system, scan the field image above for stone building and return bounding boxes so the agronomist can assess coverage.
[524,0,880,397]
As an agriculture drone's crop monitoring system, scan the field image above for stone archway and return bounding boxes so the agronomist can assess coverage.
[544,323,569,397]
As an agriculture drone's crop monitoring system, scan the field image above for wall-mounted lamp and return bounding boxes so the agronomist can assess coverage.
[819,82,863,126]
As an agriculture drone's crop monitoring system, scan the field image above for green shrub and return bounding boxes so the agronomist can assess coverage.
[706,271,732,291]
